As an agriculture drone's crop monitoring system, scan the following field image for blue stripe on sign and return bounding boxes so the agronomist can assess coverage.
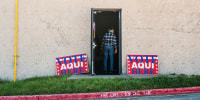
[61,70,63,75]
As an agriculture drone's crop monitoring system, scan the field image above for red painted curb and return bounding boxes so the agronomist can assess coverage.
[0,86,200,100]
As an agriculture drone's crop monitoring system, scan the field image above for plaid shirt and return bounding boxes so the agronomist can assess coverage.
[102,32,117,48]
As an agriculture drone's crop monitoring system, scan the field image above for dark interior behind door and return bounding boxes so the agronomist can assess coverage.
[94,11,120,75]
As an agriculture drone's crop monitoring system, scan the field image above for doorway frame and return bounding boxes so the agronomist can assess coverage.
[91,8,122,75]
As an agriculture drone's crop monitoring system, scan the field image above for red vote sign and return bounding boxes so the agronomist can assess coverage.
[127,55,158,75]
[56,53,89,76]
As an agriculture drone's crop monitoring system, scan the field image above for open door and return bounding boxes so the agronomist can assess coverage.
[91,8,122,75]
[91,8,96,75]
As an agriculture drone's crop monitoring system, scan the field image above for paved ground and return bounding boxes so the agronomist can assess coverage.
[68,74,177,79]
[96,93,200,100]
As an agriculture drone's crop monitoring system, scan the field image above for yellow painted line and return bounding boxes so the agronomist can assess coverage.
[14,0,18,82]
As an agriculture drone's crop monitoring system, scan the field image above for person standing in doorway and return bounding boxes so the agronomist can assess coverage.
[101,28,117,74]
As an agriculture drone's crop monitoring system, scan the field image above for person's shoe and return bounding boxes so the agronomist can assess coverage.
[109,71,114,74]
[104,71,108,74]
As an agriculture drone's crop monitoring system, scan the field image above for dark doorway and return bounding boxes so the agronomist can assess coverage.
[91,9,122,75]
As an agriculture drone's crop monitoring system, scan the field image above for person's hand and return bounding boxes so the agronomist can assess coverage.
[114,48,117,54]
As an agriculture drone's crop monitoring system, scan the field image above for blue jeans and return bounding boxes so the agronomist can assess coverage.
[104,46,114,72]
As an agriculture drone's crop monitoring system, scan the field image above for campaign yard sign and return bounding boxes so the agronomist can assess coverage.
[127,55,158,75]
[56,53,89,76]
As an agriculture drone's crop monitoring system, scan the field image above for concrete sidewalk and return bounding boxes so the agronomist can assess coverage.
[68,74,178,79]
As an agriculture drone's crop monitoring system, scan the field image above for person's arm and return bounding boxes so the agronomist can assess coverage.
[113,35,117,54]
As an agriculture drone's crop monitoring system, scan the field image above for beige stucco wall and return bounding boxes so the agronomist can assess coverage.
[0,0,200,80]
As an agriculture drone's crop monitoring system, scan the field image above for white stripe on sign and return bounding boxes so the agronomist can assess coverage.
[127,57,158,59]
[56,56,87,62]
